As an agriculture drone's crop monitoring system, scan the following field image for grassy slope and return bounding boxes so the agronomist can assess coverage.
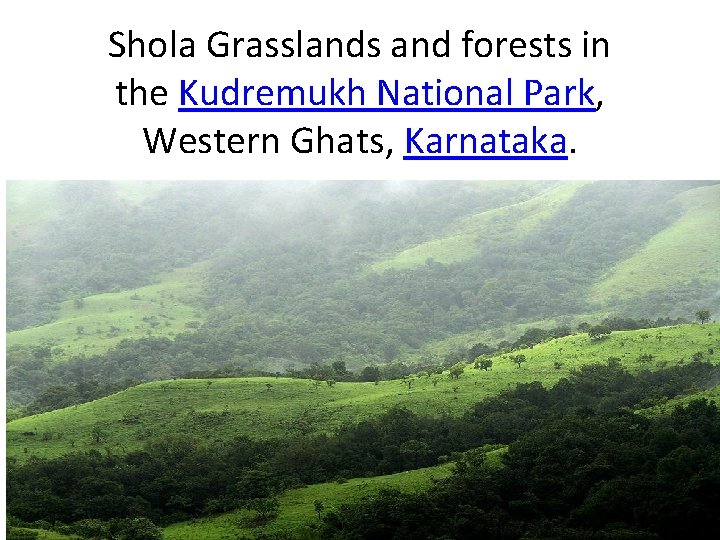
[8,324,718,462]
[639,383,720,417]
[6,264,207,360]
[591,183,720,303]
[395,313,609,365]
[164,451,505,540]
[165,448,505,540]
[164,462,455,540]
[370,182,583,271]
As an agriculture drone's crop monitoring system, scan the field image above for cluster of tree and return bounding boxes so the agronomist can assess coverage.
[319,398,720,539]
[15,378,140,418]
[8,181,535,331]
[6,182,254,330]
[5,311,704,412]
[10,182,711,376]
[7,517,162,540]
[7,359,718,529]
[465,316,691,362]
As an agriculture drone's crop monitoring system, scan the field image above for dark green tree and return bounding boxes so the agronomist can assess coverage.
[511,354,527,368]
[477,358,493,371]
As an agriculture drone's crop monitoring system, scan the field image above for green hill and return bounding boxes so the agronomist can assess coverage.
[163,461,457,540]
[8,324,718,463]
[7,181,718,407]
[592,183,720,304]
[6,263,207,360]
[164,448,508,540]
[370,181,583,271]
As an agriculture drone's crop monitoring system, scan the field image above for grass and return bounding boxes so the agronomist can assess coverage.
[7,324,718,463]
[7,528,77,539]
[370,182,583,272]
[164,449,505,540]
[591,183,720,303]
[639,384,720,417]
[6,263,208,360]
[395,312,610,365]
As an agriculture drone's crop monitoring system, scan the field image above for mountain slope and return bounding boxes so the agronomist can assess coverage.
[164,462,460,540]
[6,263,207,360]
[371,181,583,271]
[8,324,718,463]
[7,181,718,401]
[591,183,720,304]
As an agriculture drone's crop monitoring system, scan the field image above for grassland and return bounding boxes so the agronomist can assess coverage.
[163,461,461,540]
[395,313,608,365]
[591,183,720,304]
[165,450,505,540]
[370,182,583,272]
[8,324,718,462]
[6,264,207,360]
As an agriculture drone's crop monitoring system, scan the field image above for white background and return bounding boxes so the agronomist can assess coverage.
[0,0,718,180]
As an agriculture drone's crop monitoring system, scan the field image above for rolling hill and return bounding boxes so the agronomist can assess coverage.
[6,180,720,539]
[8,324,718,463]
[370,181,584,271]
[591,183,720,304]
[7,181,718,398]
[6,264,207,360]
[163,461,459,540]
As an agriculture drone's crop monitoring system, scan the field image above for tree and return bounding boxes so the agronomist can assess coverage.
[108,517,162,540]
[476,358,493,371]
[91,425,106,444]
[449,362,466,380]
[511,354,527,368]
[314,499,325,520]
[607,357,622,368]
[331,360,347,377]
[696,310,711,324]
[588,325,612,341]
[246,497,280,522]
[469,342,494,359]
[360,366,381,382]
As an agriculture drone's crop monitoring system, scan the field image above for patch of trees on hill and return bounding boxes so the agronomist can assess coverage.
[7,316,693,411]
[319,399,720,539]
[8,181,536,331]
[7,360,719,535]
[10,182,711,368]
